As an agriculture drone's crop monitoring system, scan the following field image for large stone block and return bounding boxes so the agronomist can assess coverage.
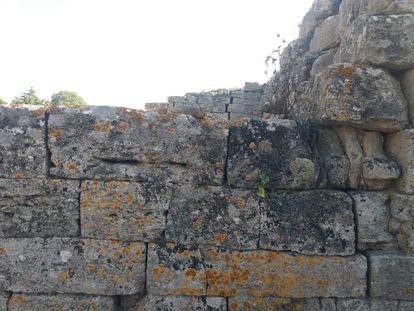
[136,295,226,311]
[227,118,319,190]
[147,242,206,296]
[260,190,355,255]
[205,250,367,297]
[0,238,146,295]
[365,0,414,15]
[8,293,116,311]
[48,106,228,185]
[166,185,260,250]
[369,252,414,299]
[336,299,399,311]
[0,106,46,179]
[228,297,320,311]
[0,179,79,237]
[80,180,172,242]
[316,64,408,132]
[310,15,340,52]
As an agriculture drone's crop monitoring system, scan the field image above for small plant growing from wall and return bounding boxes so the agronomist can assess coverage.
[257,173,270,199]
[265,33,287,75]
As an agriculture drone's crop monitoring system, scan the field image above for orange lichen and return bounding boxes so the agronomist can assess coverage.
[248,142,256,150]
[66,162,77,171]
[48,127,64,139]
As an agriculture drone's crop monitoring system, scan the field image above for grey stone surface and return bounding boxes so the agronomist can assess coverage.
[147,242,206,296]
[351,192,396,250]
[260,190,355,255]
[166,185,259,250]
[390,192,414,253]
[365,0,414,15]
[0,105,46,179]
[48,106,228,185]
[136,296,226,311]
[316,64,408,132]
[0,179,79,237]
[244,82,263,93]
[228,297,320,311]
[310,48,338,76]
[227,118,319,190]
[80,180,171,242]
[369,252,414,300]
[310,15,340,52]
[0,292,7,311]
[337,299,399,311]
[145,102,173,110]
[361,155,400,189]
[321,298,336,311]
[0,238,146,295]
[7,293,116,311]
[402,69,414,126]
[399,301,414,311]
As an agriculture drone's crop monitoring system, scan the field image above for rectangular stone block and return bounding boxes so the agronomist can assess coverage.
[147,242,206,296]
[369,252,414,300]
[0,106,46,179]
[205,250,367,297]
[227,103,262,115]
[260,190,355,255]
[228,297,320,311]
[229,112,261,121]
[0,238,146,295]
[166,185,260,250]
[48,106,228,185]
[137,295,226,311]
[0,179,79,237]
[336,299,399,311]
[390,192,414,253]
[227,119,319,190]
[80,180,172,242]
[8,293,116,311]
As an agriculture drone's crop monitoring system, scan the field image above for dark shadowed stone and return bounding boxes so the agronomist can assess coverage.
[0,106,46,179]
[147,242,206,296]
[336,299,399,311]
[227,118,319,190]
[166,185,260,250]
[228,297,320,311]
[0,179,79,238]
[260,190,355,255]
[0,238,146,295]
[80,180,172,242]
[136,296,226,311]
[48,106,228,185]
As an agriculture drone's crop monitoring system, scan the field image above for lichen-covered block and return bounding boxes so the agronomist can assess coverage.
[166,185,260,250]
[316,64,408,132]
[0,179,79,237]
[369,252,414,300]
[228,297,320,311]
[205,250,367,297]
[48,106,228,185]
[260,190,355,255]
[227,119,319,190]
[0,238,146,295]
[8,293,116,311]
[0,106,46,179]
[350,192,396,250]
[336,299,399,311]
[136,296,226,311]
[147,242,206,296]
[80,180,172,242]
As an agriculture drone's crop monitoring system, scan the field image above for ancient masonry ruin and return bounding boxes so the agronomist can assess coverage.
[1,0,414,310]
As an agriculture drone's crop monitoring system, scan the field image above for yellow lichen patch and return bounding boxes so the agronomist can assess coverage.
[248,142,256,150]
[336,64,357,79]
[10,171,24,179]
[65,162,77,171]
[48,127,64,139]
[91,120,112,133]
[213,233,227,244]
[57,270,70,283]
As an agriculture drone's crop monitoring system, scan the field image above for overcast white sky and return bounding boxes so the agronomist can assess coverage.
[0,0,314,109]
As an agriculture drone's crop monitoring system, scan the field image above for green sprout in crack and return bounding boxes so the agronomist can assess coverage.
[256,173,270,199]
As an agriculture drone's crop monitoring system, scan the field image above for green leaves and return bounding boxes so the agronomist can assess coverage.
[11,87,44,106]
[51,91,86,107]
[256,173,270,199]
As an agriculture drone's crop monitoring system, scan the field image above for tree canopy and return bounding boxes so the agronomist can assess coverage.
[51,91,86,107]
[11,87,44,106]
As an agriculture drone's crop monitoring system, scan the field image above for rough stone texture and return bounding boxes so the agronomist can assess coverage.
[351,192,396,250]
[136,296,227,311]
[310,48,338,77]
[205,250,367,297]
[227,118,319,190]
[228,297,320,311]
[310,15,340,52]
[338,14,414,70]
[48,106,228,185]
[402,69,414,126]
[399,301,414,311]
[386,130,414,194]
[7,293,116,311]
[147,242,206,296]
[369,252,414,300]
[0,179,79,237]
[0,105,46,179]
[260,190,355,255]
[0,292,7,311]
[166,185,259,250]
[80,180,172,242]
[365,0,414,15]
[336,299,399,311]
[0,238,146,295]
[389,192,414,253]
[316,64,408,132]
[145,102,173,110]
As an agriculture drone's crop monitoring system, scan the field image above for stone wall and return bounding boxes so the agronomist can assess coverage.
[1,0,414,310]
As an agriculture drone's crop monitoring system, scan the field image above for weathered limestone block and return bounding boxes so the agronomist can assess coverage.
[336,299,399,311]
[136,296,226,311]
[369,252,414,300]
[145,102,173,110]
[166,186,259,250]
[350,192,396,250]
[205,250,367,297]
[310,15,340,52]
[244,82,263,93]
[260,190,355,255]
[338,15,414,70]
[169,91,230,113]
[228,297,320,311]
[402,69,414,126]
[365,0,414,15]
[338,0,368,37]
[48,106,228,185]
[80,180,171,242]
[0,106,46,179]
[0,238,146,295]
[390,193,414,253]
[8,293,116,311]
[386,130,414,194]
[317,64,408,132]
[147,242,206,296]
[0,179,79,237]
[227,118,319,190]
[310,48,338,77]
